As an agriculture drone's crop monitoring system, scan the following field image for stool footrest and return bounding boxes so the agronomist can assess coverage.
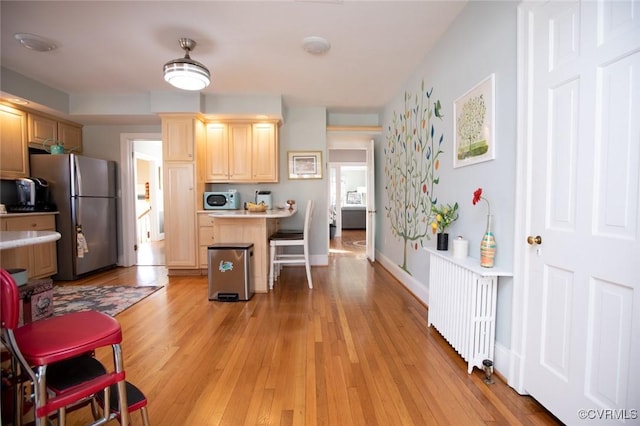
[95,381,148,414]
[36,371,124,417]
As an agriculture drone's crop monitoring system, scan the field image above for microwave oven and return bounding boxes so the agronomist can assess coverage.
[204,190,240,210]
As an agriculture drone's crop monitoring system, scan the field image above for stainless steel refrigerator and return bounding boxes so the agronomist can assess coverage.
[30,154,118,280]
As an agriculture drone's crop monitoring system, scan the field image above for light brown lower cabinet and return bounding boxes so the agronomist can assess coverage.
[0,214,58,279]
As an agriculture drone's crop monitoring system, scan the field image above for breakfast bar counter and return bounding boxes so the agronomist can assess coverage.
[203,208,297,219]
[0,230,61,250]
[197,209,297,293]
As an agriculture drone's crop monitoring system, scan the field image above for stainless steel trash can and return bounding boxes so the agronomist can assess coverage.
[208,243,254,301]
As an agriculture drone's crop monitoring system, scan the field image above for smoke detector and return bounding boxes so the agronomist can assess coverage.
[14,33,57,52]
[302,36,331,55]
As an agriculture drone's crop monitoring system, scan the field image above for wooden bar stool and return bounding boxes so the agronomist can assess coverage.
[269,200,314,289]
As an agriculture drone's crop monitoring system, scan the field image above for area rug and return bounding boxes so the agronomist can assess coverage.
[53,285,163,317]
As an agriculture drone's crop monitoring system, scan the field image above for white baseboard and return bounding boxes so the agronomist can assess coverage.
[376,251,429,305]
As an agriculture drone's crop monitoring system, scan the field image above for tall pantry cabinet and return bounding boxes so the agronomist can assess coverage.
[161,114,204,271]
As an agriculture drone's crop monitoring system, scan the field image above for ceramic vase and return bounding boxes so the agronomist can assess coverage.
[480,215,496,267]
[436,233,449,251]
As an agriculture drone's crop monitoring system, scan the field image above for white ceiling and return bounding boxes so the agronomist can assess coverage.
[0,1,466,125]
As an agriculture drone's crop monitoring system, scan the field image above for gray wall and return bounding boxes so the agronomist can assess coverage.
[377,1,518,349]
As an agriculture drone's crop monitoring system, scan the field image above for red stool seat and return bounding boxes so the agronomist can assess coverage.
[14,311,122,365]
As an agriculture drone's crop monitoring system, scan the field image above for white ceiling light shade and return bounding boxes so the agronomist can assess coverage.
[14,33,57,52]
[163,38,210,91]
[302,36,331,55]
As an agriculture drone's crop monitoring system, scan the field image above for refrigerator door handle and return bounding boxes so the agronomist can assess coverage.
[74,196,82,227]
[74,154,83,196]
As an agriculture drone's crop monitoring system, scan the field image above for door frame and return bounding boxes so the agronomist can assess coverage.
[119,132,162,267]
[326,135,378,260]
[506,3,536,395]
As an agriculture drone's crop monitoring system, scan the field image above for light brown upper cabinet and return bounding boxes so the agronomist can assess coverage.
[0,104,29,179]
[203,120,278,183]
[28,112,83,153]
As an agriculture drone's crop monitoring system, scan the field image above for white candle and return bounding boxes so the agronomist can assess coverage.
[452,236,469,259]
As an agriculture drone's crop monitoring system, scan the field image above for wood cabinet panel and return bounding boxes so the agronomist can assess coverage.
[28,113,83,153]
[203,120,279,183]
[228,123,252,181]
[28,113,56,145]
[197,213,216,268]
[161,115,204,272]
[163,162,197,268]
[4,215,55,231]
[252,123,278,181]
[0,105,28,179]
[57,121,83,153]
[163,117,195,161]
[203,124,229,181]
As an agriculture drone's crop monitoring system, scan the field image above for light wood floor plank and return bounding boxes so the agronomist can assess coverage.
[47,232,560,425]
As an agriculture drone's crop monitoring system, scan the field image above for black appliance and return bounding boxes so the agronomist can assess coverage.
[8,177,55,212]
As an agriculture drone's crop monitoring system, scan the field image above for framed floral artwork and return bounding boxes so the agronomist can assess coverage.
[453,74,495,168]
[288,151,323,179]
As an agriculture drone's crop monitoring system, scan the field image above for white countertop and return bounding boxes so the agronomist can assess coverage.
[0,211,59,218]
[0,231,62,250]
[424,247,513,277]
[201,208,297,219]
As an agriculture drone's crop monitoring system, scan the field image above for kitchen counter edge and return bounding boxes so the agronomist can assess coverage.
[198,208,297,219]
[0,211,60,218]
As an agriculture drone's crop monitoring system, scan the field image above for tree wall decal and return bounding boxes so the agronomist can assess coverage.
[384,81,444,273]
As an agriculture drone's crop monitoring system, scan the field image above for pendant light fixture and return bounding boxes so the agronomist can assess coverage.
[163,38,210,91]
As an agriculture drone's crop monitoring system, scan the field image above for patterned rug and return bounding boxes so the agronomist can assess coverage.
[53,285,163,317]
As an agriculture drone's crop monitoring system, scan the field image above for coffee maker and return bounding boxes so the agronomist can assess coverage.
[12,177,53,212]
[15,178,35,207]
[31,177,52,210]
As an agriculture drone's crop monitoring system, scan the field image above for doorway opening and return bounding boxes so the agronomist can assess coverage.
[134,145,164,266]
[329,164,367,254]
[327,135,377,263]
[119,133,164,267]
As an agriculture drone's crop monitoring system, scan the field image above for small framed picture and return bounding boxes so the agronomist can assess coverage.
[453,74,495,168]
[288,151,323,179]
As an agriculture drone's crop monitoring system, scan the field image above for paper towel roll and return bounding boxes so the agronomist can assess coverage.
[452,237,469,259]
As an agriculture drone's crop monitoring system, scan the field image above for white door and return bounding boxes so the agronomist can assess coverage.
[522,1,640,424]
[366,139,376,262]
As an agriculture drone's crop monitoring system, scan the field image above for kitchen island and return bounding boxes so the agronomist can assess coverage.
[197,208,297,293]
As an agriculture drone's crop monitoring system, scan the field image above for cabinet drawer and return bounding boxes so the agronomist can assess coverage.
[4,215,55,230]
[198,214,216,227]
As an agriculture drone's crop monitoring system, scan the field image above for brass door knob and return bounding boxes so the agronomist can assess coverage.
[527,235,542,245]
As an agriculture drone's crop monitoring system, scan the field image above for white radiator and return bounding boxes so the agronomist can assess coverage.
[426,251,502,374]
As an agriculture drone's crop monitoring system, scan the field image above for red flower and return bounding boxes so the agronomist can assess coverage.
[473,188,491,214]
[473,188,483,205]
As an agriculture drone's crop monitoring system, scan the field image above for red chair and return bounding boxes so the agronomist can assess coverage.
[0,269,130,425]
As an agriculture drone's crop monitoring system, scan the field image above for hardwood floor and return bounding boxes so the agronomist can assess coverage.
[136,240,166,266]
[55,232,559,425]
